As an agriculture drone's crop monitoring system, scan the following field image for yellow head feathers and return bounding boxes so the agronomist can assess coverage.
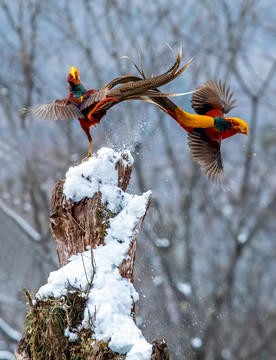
[69,66,80,79]
[226,117,248,136]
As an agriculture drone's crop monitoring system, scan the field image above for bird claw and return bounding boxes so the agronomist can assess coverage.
[81,152,92,162]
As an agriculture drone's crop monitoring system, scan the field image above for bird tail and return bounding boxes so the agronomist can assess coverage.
[80,46,195,118]
[109,47,193,98]
[100,46,192,99]
[114,46,197,130]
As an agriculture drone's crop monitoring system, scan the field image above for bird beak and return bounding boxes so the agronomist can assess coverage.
[70,66,79,80]
[237,126,248,136]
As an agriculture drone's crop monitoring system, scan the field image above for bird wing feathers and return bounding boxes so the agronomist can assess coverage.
[187,130,225,186]
[80,89,108,111]
[191,79,236,116]
[27,98,84,120]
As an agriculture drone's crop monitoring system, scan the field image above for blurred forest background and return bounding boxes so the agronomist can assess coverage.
[0,0,275,359]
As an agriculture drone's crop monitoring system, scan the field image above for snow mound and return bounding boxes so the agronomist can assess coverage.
[37,148,152,360]
[63,147,134,212]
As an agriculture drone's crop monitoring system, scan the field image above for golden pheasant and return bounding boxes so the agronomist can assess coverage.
[28,49,192,160]
[146,79,248,187]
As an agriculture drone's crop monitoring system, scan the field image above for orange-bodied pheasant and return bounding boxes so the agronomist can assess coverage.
[146,79,248,187]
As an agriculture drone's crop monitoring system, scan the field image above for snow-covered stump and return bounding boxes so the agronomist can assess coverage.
[49,148,134,269]
[15,148,170,360]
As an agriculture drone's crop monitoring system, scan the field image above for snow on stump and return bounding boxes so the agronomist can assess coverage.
[15,148,170,360]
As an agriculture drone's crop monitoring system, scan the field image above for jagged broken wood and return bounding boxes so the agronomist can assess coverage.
[15,148,170,360]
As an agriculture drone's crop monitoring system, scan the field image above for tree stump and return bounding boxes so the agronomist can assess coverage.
[15,148,170,360]
[49,152,133,268]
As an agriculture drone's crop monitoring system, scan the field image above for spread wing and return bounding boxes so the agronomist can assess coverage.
[187,129,226,186]
[27,98,84,120]
[191,79,236,116]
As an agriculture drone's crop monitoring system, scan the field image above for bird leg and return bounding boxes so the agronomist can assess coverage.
[87,138,92,158]
[81,126,93,162]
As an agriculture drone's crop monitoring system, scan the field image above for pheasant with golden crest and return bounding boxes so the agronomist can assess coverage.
[145,79,248,187]
[28,49,192,160]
